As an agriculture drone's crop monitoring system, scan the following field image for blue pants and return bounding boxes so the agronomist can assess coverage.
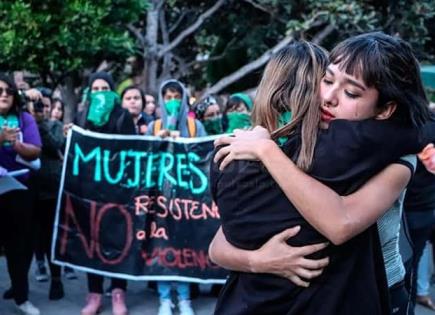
[417,241,432,296]
[157,281,190,300]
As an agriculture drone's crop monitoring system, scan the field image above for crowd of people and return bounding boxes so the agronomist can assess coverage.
[1,31,435,315]
[0,68,253,315]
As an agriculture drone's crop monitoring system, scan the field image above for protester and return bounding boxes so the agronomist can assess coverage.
[403,159,435,310]
[210,34,433,315]
[146,79,206,315]
[50,98,65,122]
[223,92,252,133]
[0,73,42,315]
[121,86,148,134]
[144,94,157,118]
[75,71,135,315]
[31,89,66,300]
[194,96,224,135]
[146,79,206,139]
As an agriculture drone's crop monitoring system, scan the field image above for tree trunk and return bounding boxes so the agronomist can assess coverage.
[61,76,78,123]
[143,1,161,95]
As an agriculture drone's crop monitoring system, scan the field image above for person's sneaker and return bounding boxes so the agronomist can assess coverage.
[158,299,174,315]
[111,288,128,315]
[178,300,195,315]
[64,266,77,280]
[35,265,49,282]
[3,287,13,299]
[17,301,40,315]
[81,293,102,315]
[49,279,65,300]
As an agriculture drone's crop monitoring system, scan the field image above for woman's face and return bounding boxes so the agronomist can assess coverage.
[51,101,64,121]
[319,63,379,129]
[91,79,111,93]
[0,80,14,115]
[144,94,156,115]
[228,102,249,114]
[122,89,143,117]
[204,104,221,119]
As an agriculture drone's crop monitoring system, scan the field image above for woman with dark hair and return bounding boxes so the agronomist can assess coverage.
[0,73,42,315]
[121,85,148,134]
[210,33,435,315]
[194,96,224,135]
[50,98,64,122]
[224,93,253,133]
[75,71,135,315]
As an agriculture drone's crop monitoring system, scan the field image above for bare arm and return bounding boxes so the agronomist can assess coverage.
[13,141,41,160]
[209,226,329,287]
[215,129,411,245]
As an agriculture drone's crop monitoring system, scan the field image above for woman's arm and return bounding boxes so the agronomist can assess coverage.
[214,130,411,245]
[13,141,41,160]
[209,226,329,287]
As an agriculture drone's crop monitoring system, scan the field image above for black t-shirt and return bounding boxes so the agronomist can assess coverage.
[210,119,424,315]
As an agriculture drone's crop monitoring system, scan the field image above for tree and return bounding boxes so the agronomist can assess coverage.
[127,0,435,98]
[0,0,148,121]
[1,0,434,113]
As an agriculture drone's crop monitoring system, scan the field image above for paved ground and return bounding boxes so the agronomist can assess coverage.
[1,258,435,314]
[0,259,216,315]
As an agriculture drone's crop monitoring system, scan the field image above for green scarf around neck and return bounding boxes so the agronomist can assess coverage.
[277,111,292,145]
[165,99,182,130]
[203,115,223,135]
[226,112,251,133]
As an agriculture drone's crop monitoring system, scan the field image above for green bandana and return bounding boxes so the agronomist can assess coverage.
[165,99,182,116]
[165,99,182,130]
[203,116,223,135]
[226,112,251,133]
[87,91,118,127]
[0,114,19,147]
[277,111,292,146]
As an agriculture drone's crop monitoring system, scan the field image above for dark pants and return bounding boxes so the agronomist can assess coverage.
[0,189,34,304]
[87,274,127,294]
[390,281,413,315]
[405,225,433,306]
[34,198,61,279]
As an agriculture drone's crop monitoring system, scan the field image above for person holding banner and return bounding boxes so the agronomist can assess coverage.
[147,79,205,315]
[75,71,135,315]
[194,96,224,136]
[121,86,148,135]
[223,93,253,133]
[0,73,42,315]
[146,79,206,139]
[209,34,434,315]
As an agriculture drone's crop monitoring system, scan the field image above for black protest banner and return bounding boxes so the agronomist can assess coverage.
[52,126,227,283]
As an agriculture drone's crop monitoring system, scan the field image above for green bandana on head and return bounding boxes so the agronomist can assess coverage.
[87,91,118,127]
[0,114,19,147]
[226,112,251,133]
[230,93,253,111]
[165,99,182,130]
[203,115,223,135]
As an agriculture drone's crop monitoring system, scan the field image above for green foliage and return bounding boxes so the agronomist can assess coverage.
[0,0,148,82]
[199,0,435,91]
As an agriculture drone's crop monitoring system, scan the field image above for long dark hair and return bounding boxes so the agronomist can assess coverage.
[51,98,65,121]
[330,32,431,127]
[0,73,21,115]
